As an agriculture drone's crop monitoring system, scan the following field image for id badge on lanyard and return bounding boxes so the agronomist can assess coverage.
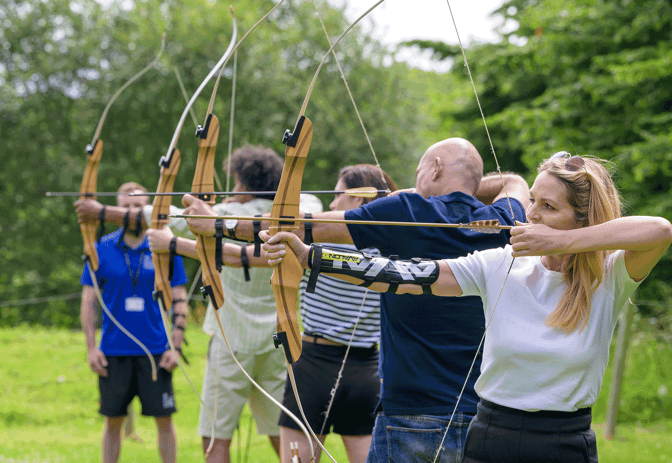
[125,296,145,312]
[124,250,145,312]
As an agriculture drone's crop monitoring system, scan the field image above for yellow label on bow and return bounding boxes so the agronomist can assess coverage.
[323,251,362,263]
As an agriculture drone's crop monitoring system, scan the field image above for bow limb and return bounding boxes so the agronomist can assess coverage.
[80,140,104,271]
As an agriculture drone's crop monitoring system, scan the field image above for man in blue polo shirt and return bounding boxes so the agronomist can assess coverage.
[80,182,188,463]
[180,137,530,462]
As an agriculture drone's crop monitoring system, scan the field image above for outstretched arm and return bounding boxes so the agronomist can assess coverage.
[260,231,462,297]
[148,225,270,267]
[75,199,147,230]
[510,217,672,281]
[182,194,354,244]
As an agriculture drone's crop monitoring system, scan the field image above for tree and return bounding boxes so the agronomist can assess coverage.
[409,0,672,306]
[0,0,436,325]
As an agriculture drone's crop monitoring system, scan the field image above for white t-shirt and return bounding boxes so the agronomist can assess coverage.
[447,245,641,411]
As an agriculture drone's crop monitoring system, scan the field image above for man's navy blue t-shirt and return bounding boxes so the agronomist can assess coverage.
[344,192,526,416]
[81,228,188,356]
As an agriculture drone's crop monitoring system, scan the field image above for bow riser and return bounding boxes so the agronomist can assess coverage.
[192,114,226,310]
[270,116,313,364]
[151,148,182,312]
[80,139,104,271]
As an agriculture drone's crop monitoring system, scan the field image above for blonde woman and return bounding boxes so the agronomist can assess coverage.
[261,152,672,462]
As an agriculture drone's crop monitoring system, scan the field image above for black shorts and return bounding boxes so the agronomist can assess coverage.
[463,399,597,463]
[279,340,379,436]
[99,354,176,417]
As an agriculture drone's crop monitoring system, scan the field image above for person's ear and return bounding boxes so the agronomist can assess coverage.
[432,156,443,181]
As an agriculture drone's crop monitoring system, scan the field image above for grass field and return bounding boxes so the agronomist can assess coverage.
[1,326,671,462]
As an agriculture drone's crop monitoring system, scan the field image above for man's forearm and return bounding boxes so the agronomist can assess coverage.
[221,211,353,244]
[103,206,147,230]
[80,287,99,351]
[475,173,527,205]
[173,237,199,260]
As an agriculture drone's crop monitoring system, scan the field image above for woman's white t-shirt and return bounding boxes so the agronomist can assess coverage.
[447,245,641,412]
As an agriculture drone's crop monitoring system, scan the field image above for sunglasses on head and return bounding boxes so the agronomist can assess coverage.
[549,151,586,172]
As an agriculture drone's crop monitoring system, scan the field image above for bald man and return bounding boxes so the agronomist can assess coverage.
[182,138,529,462]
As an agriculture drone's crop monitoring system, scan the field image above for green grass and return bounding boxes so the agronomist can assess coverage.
[0,326,347,462]
[1,326,671,462]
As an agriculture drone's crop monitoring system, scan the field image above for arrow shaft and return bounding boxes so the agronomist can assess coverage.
[170,214,512,231]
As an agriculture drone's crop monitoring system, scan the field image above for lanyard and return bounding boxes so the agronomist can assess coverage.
[123,249,143,290]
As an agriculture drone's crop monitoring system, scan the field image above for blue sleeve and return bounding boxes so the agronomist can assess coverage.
[80,262,93,286]
[170,255,188,287]
[492,197,527,225]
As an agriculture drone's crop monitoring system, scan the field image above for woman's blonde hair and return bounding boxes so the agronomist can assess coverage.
[538,154,622,332]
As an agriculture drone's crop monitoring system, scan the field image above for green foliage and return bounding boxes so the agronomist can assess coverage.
[413,0,672,312]
[0,0,435,325]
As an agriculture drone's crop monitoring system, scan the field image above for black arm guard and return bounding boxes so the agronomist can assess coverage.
[214,219,224,272]
[306,244,439,295]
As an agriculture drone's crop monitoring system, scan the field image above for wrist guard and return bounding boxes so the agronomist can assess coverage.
[306,244,439,295]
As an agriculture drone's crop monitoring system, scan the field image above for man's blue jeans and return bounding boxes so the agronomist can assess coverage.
[366,411,473,463]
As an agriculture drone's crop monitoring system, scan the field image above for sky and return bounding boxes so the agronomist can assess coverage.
[330,0,510,71]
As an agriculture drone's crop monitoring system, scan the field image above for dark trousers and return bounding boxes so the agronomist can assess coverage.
[463,399,598,463]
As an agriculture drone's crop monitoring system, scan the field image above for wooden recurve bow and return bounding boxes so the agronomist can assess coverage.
[81,34,166,269]
[269,116,313,364]
[81,34,166,381]
[151,148,182,315]
[270,0,387,366]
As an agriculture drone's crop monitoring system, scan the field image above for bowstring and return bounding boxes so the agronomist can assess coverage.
[173,65,200,132]
[226,50,238,193]
[312,1,391,192]
[432,1,517,461]
[91,33,166,145]
[210,303,320,461]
